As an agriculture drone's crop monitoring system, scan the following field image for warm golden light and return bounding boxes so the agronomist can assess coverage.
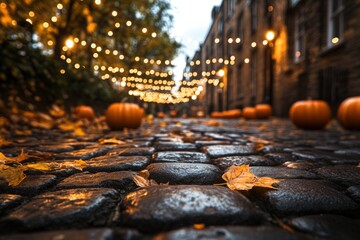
[217,69,225,77]
[65,38,74,49]
[265,30,275,41]
[332,37,340,44]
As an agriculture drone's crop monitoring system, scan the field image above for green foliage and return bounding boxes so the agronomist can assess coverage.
[0,0,180,110]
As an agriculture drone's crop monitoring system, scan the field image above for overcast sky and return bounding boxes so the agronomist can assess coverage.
[170,0,222,80]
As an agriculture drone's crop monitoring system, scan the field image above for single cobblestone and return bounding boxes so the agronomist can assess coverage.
[0,194,22,216]
[257,179,359,217]
[313,165,360,186]
[85,155,150,172]
[55,171,135,190]
[55,146,113,160]
[0,188,119,233]
[347,185,360,202]
[120,185,263,232]
[155,225,316,240]
[203,145,256,158]
[0,228,143,240]
[250,166,319,179]
[287,214,360,240]
[155,142,197,151]
[214,156,277,170]
[152,151,210,163]
[147,163,222,184]
[0,175,57,195]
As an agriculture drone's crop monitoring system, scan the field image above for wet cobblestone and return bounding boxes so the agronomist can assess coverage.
[0,118,359,239]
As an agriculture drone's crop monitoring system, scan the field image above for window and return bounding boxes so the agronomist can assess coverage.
[294,6,305,62]
[327,0,345,47]
[228,0,235,18]
[250,0,258,34]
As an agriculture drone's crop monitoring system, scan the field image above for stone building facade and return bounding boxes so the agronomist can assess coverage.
[189,0,360,116]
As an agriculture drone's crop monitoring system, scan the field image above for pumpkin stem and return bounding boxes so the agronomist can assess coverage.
[121,97,128,103]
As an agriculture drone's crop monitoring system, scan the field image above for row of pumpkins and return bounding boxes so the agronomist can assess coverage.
[211,97,360,130]
[74,96,360,131]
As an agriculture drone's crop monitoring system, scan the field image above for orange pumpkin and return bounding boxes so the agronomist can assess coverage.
[170,110,177,118]
[105,103,144,130]
[211,111,222,118]
[74,105,95,120]
[255,104,272,119]
[337,96,360,130]
[222,109,242,119]
[289,100,331,130]
[157,112,165,118]
[242,107,256,120]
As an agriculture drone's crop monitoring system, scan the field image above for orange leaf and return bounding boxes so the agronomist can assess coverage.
[0,164,26,186]
[98,137,125,145]
[0,137,12,147]
[254,177,280,189]
[0,149,29,164]
[132,170,161,188]
[247,136,271,145]
[73,128,85,137]
[221,165,279,191]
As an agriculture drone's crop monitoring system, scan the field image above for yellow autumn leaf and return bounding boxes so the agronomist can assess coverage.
[254,177,280,189]
[25,163,53,171]
[0,149,29,164]
[49,105,65,118]
[30,120,53,129]
[0,164,26,186]
[221,165,279,191]
[73,127,85,137]
[57,160,87,171]
[247,136,271,145]
[98,137,125,145]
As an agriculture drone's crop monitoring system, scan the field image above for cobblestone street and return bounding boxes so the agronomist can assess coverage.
[0,118,360,240]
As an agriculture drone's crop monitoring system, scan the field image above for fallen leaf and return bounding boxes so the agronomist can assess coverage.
[160,122,167,127]
[0,149,29,164]
[133,170,162,188]
[98,137,125,145]
[49,105,65,117]
[57,160,87,171]
[0,137,12,147]
[30,120,53,129]
[25,162,53,171]
[221,165,280,191]
[205,120,222,127]
[25,160,87,172]
[0,164,26,186]
[15,129,32,136]
[73,127,85,137]
[247,136,271,145]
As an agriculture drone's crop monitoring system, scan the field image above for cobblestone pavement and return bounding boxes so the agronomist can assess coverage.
[0,118,360,239]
